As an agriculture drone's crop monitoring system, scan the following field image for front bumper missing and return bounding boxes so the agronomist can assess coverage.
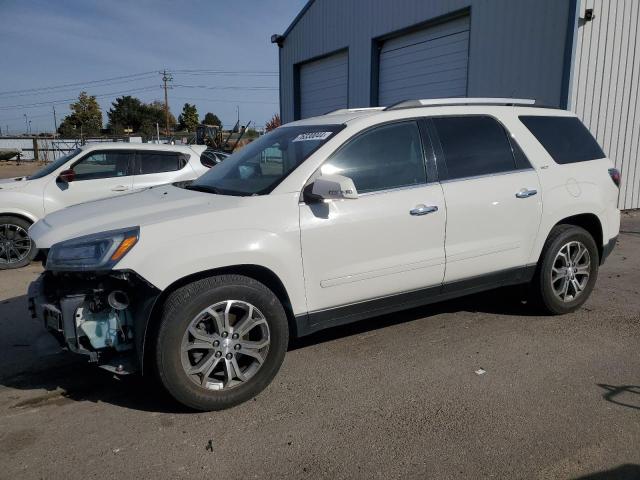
[27,271,160,374]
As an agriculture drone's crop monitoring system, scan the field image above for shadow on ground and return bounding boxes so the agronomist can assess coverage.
[290,285,536,350]
[597,384,640,411]
[0,285,537,413]
[574,464,640,480]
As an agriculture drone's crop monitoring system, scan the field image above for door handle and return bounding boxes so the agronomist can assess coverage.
[410,204,438,216]
[515,188,537,199]
[111,185,129,192]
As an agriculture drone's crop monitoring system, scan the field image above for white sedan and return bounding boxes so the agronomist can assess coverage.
[0,143,208,269]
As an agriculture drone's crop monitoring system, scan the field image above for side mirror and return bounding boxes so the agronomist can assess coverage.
[57,169,76,183]
[308,174,358,202]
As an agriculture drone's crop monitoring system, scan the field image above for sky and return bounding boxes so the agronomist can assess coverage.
[0,0,307,135]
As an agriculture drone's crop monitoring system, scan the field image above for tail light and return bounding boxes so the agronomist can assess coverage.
[608,168,621,188]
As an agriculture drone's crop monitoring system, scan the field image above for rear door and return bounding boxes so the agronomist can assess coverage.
[300,120,447,315]
[43,149,135,213]
[428,115,542,283]
[132,151,195,189]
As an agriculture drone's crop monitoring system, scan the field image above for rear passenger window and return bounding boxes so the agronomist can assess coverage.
[432,116,518,180]
[322,121,426,193]
[519,116,605,164]
[137,152,187,175]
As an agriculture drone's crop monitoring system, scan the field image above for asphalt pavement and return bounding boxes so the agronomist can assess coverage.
[0,210,638,479]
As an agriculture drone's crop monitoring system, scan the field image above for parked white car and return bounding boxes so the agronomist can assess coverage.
[28,98,620,411]
[0,143,208,268]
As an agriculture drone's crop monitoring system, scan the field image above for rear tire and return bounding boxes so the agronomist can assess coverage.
[155,274,288,411]
[532,225,599,315]
[0,216,37,270]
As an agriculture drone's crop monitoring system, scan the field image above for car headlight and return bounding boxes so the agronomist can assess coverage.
[46,227,139,271]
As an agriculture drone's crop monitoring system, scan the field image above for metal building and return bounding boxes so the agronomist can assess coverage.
[274,0,640,209]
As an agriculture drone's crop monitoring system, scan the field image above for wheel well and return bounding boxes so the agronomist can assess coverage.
[556,213,603,260]
[0,213,34,225]
[141,264,297,375]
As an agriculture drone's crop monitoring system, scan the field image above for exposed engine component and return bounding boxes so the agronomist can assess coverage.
[107,290,129,311]
[75,290,133,351]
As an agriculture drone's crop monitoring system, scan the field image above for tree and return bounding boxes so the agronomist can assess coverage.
[178,103,199,132]
[107,96,175,137]
[265,113,281,132]
[140,100,176,137]
[57,91,103,137]
[107,95,144,134]
[203,112,222,127]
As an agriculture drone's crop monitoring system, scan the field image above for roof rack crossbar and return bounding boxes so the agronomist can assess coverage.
[325,107,386,115]
[384,97,536,111]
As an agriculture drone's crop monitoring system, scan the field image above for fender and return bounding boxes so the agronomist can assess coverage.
[0,207,39,224]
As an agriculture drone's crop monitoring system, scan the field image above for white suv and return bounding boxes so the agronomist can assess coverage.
[0,143,208,269]
[27,99,620,411]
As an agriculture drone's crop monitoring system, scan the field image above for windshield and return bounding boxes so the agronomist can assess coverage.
[189,125,343,196]
[27,148,82,180]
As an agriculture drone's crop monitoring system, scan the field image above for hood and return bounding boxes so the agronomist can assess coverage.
[0,176,31,191]
[29,184,245,248]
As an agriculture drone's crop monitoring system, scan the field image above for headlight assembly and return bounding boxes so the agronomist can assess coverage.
[46,227,139,271]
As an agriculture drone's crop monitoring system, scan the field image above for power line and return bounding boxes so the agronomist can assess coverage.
[0,74,159,99]
[0,70,277,97]
[0,85,161,110]
[173,84,278,91]
[171,95,278,105]
[0,71,158,97]
[172,69,277,75]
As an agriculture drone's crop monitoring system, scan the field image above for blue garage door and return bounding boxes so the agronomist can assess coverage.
[299,51,348,118]
[378,16,470,106]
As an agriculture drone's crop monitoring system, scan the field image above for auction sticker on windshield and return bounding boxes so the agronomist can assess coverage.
[292,132,333,142]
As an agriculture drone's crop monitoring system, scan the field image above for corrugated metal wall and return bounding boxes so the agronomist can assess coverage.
[377,15,470,106]
[279,0,572,123]
[570,0,640,209]
[299,50,349,118]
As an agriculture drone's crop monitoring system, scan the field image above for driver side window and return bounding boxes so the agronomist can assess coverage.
[321,121,426,193]
[73,151,131,181]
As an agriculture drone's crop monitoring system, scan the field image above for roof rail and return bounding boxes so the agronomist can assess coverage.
[325,107,386,115]
[384,97,536,111]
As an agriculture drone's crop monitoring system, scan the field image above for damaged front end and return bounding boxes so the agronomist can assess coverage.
[28,270,159,374]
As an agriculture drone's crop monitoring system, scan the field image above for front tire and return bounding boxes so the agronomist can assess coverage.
[533,225,599,315]
[0,216,37,269]
[155,274,289,411]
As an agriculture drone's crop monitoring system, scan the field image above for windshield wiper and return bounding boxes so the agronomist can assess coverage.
[186,184,224,195]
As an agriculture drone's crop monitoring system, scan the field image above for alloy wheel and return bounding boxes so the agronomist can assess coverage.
[0,223,31,265]
[180,300,270,391]
[551,240,591,302]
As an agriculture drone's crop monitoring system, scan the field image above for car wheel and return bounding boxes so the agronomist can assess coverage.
[155,274,289,411]
[0,216,37,270]
[533,224,599,315]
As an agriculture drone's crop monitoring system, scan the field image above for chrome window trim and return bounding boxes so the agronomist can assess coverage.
[438,167,535,184]
[357,181,441,197]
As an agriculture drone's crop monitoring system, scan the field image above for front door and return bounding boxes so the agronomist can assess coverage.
[43,149,134,214]
[300,120,447,315]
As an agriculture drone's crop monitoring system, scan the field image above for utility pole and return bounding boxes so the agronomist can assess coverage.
[52,105,58,138]
[23,114,28,135]
[161,70,173,137]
